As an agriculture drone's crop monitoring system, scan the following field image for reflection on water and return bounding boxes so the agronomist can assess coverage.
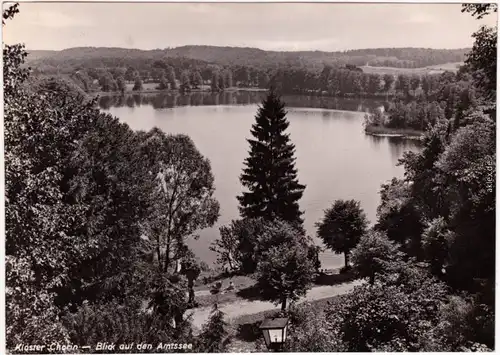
[98,91,386,112]
[366,135,422,162]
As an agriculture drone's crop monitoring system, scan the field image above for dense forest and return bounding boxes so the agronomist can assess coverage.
[5,2,496,354]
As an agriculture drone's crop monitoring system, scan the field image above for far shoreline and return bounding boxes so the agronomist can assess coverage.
[364,124,424,140]
[92,87,268,97]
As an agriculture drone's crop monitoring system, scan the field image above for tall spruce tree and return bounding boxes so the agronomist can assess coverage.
[238,89,305,225]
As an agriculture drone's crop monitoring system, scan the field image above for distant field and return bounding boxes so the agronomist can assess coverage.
[425,62,464,73]
[361,62,463,75]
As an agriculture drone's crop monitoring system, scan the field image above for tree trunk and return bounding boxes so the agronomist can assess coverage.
[188,279,195,303]
[281,297,287,311]
[164,234,171,272]
[156,245,162,272]
[344,251,350,269]
[369,273,375,285]
[174,312,183,330]
[228,253,234,271]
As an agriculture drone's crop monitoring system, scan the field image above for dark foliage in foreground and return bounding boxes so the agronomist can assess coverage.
[4,4,216,350]
[62,298,194,352]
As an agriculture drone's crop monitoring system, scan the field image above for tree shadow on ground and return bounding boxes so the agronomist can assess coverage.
[314,269,357,286]
[236,285,262,301]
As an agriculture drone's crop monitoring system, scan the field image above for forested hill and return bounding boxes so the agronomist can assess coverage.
[168,45,469,68]
[27,45,469,69]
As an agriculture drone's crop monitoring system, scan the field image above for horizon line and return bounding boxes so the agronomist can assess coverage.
[24,44,472,53]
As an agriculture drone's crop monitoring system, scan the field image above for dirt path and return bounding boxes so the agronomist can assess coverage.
[188,280,363,331]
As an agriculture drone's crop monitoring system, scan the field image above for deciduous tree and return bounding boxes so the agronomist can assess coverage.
[133,75,143,91]
[4,6,153,345]
[223,69,233,88]
[395,73,411,96]
[180,249,202,304]
[180,70,191,93]
[138,130,220,273]
[116,75,126,94]
[191,70,203,89]
[157,73,169,90]
[167,66,177,89]
[210,224,242,272]
[351,230,403,284]
[256,226,315,310]
[316,199,368,268]
[211,70,221,92]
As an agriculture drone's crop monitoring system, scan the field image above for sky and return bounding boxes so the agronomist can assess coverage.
[2,2,498,52]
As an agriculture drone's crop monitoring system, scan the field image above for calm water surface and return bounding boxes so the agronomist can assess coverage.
[101,92,421,269]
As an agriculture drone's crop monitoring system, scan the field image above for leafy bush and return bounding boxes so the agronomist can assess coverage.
[212,218,319,275]
[351,230,403,284]
[284,303,344,352]
[324,260,449,351]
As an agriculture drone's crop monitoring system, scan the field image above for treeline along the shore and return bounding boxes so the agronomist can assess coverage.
[26,44,465,97]
[28,59,460,99]
[5,2,496,353]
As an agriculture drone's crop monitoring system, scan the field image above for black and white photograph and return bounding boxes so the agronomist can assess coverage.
[3,1,497,353]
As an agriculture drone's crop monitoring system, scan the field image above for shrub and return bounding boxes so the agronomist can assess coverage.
[283,303,344,352]
[351,230,404,284]
[326,262,448,352]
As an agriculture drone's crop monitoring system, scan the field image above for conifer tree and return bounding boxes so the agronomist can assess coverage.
[198,303,230,352]
[238,89,305,226]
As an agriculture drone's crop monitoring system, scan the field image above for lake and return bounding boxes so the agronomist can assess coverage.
[100,91,421,269]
